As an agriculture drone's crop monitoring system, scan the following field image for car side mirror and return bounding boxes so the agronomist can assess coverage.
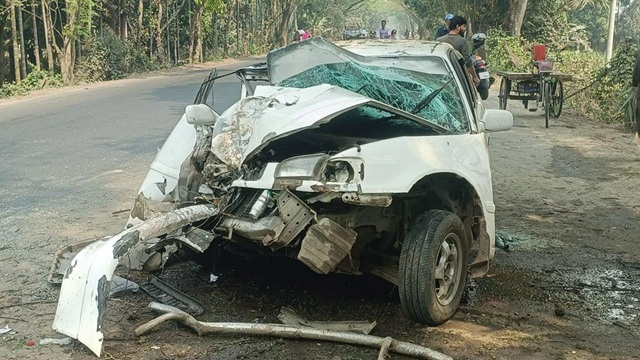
[185,104,220,125]
[481,109,513,132]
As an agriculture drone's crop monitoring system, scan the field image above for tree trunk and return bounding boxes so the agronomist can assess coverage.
[16,3,26,79]
[120,0,128,40]
[509,0,528,36]
[137,0,143,47]
[195,5,202,62]
[276,0,296,47]
[154,0,165,64]
[31,0,41,71]
[10,0,21,83]
[41,0,54,71]
[0,8,6,87]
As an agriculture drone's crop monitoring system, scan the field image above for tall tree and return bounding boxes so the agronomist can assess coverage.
[0,5,6,86]
[16,2,26,78]
[509,0,528,36]
[9,0,20,83]
[41,0,54,71]
[31,0,41,70]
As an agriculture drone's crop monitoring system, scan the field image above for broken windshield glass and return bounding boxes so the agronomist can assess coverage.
[267,38,469,134]
[276,63,467,133]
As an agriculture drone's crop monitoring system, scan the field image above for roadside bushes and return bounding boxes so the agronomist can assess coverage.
[487,34,636,129]
[0,70,64,98]
[75,29,160,82]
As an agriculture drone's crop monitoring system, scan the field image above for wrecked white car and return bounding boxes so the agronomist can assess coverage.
[52,38,512,356]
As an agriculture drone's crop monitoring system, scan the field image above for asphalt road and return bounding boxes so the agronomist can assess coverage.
[0,59,260,214]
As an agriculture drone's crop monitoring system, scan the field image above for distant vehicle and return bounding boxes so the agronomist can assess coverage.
[344,27,368,40]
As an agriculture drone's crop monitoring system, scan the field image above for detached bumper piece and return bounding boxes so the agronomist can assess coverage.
[52,205,219,357]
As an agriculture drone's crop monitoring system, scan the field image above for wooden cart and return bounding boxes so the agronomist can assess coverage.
[497,70,573,128]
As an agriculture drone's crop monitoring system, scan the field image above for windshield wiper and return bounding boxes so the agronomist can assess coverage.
[411,77,454,114]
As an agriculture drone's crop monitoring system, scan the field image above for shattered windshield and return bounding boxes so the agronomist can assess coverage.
[275,61,468,133]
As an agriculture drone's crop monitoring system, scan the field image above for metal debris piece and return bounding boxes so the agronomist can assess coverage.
[297,218,357,274]
[139,277,205,316]
[278,307,376,335]
[136,302,452,360]
[109,276,139,297]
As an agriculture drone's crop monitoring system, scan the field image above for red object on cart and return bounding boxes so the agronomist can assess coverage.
[533,44,546,61]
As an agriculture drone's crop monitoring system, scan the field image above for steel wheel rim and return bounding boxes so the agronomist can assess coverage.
[434,233,462,306]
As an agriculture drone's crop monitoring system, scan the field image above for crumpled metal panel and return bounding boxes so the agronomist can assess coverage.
[275,189,316,248]
[297,218,357,274]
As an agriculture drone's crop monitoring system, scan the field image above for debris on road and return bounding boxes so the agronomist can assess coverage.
[26,340,35,346]
[139,277,204,316]
[278,307,376,335]
[0,325,11,335]
[39,337,73,346]
[135,302,453,360]
[109,276,139,297]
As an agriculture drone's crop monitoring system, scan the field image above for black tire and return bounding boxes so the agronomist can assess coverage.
[477,79,490,100]
[550,80,563,118]
[543,81,551,128]
[499,78,509,110]
[399,210,469,325]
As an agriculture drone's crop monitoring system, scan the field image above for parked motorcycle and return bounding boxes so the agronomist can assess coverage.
[471,33,494,100]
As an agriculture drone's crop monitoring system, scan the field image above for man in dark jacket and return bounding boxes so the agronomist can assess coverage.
[633,48,640,146]
[434,13,454,39]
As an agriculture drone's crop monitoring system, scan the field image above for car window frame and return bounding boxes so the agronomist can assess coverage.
[447,50,478,131]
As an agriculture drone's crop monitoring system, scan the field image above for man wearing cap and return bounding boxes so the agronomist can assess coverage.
[435,13,453,39]
[437,16,480,86]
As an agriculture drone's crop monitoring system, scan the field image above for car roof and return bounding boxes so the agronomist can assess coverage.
[335,40,453,59]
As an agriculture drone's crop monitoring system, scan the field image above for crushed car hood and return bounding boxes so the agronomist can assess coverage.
[210,83,445,170]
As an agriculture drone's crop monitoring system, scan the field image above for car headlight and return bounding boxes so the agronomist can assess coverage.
[324,161,355,183]
[274,154,330,180]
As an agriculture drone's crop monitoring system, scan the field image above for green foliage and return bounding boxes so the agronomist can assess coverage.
[583,38,638,128]
[486,35,530,73]
[75,29,160,82]
[0,71,64,99]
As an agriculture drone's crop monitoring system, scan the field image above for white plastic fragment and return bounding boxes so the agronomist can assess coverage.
[0,325,11,335]
[209,274,219,283]
[39,337,73,345]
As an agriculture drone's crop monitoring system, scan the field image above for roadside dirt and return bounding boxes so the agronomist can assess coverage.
[1,86,639,360]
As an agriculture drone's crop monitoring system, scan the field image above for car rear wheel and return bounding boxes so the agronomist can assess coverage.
[399,210,469,325]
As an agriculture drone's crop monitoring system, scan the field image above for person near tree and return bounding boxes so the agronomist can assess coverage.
[436,16,480,86]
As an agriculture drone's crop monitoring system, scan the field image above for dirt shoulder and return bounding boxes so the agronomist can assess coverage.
[0,88,639,360]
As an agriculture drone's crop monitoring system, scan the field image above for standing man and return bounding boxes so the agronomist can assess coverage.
[435,13,454,39]
[437,16,480,86]
[376,20,390,39]
[632,47,640,146]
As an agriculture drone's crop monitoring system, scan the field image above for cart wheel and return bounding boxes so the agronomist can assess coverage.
[550,80,563,118]
[499,78,509,110]
[543,81,551,128]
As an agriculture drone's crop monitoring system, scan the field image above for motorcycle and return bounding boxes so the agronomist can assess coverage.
[471,33,494,100]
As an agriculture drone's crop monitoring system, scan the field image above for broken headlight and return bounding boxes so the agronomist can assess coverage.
[275,154,330,180]
[324,161,355,182]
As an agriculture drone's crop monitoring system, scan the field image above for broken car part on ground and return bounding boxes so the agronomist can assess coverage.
[51,38,512,356]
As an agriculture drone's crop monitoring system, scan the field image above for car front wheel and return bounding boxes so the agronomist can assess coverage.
[399,210,469,325]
